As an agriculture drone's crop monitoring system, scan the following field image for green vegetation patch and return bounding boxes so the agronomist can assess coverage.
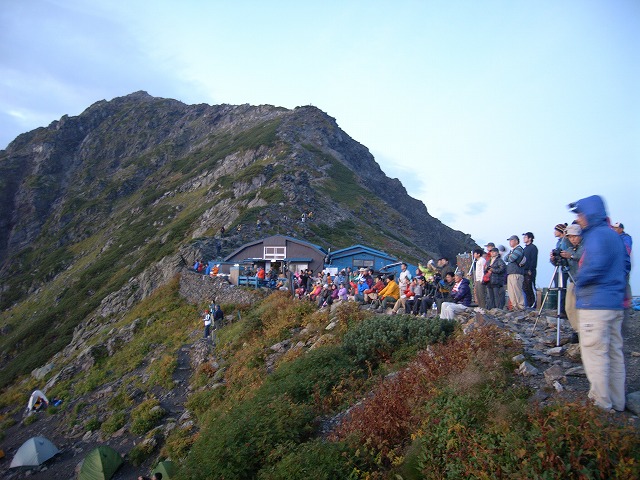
[181,394,315,480]
[342,315,456,366]
[130,397,165,435]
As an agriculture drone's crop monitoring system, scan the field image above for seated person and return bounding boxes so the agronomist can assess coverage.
[362,275,385,304]
[377,274,400,312]
[406,276,426,314]
[417,272,454,316]
[393,277,418,314]
[440,271,472,320]
[317,284,333,308]
[353,277,369,303]
[338,283,349,301]
[308,281,322,302]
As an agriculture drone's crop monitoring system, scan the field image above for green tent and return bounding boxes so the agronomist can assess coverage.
[78,446,123,480]
[152,460,177,479]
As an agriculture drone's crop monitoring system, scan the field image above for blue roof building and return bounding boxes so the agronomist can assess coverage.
[327,244,417,276]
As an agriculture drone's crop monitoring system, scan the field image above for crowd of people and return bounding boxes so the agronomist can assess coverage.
[195,195,632,413]
[290,195,633,414]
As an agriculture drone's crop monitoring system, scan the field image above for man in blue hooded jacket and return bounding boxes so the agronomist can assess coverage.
[570,195,627,412]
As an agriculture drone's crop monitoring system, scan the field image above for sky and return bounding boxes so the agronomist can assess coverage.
[1,0,639,293]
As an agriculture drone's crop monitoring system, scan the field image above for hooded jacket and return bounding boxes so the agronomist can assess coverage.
[572,195,626,310]
[451,278,472,306]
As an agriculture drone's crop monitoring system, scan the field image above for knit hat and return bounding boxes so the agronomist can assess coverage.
[554,223,568,233]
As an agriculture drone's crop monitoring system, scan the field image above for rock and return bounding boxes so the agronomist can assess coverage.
[31,363,55,380]
[631,352,640,357]
[181,420,195,430]
[164,422,177,436]
[546,346,564,357]
[325,321,337,330]
[626,391,640,416]
[309,334,335,350]
[565,344,581,361]
[529,389,550,403]
[518,362,539,376]
[269,340,290,353]
[212,367,226,383]
[512,354,525,363]
[543,365,565,384]
[565,366,586,377]
[553,381,564,392]
[77,344,109,371]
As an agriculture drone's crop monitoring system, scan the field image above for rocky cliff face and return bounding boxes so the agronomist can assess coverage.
[0,91,477,387]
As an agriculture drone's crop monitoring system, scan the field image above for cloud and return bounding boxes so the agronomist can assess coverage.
[464,202,487,216]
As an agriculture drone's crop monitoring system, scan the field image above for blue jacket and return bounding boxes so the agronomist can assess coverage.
[451,278,472,306]
[573,195,626,310]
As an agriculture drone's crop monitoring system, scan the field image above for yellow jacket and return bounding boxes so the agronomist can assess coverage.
[379,280,400,300]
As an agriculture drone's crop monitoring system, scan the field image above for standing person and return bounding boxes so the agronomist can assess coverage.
[522,232,539,308]
[486,247,507,310]
[437,257,455,277]
[556,223,584,335]
[613,222,633,335]
[213,304,224,330]
[203,310,212,339]
[398,262,412,292]
[552,223,570,316]
[569,195,627,412]
[484,242,495,263]
[472,248,487,308]
[505,235,526,311]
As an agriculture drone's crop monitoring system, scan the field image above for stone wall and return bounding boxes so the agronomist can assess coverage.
[179,270,265,307]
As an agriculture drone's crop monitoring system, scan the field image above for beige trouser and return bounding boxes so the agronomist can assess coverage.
[363,292,378,303]
[507,274,524,310]
[565,282,578,331]
[392,296,407,313]
[578,309,625,411]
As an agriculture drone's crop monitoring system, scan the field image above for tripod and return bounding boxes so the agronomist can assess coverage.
[531,262,575,346]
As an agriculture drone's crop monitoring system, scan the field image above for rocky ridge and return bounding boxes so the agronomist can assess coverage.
[0,91,478,389]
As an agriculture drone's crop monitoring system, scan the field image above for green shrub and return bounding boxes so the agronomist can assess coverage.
[342,315,456,365]
[180,394,315,479]
[185,387,226,419]
[257,439,357,479]
[85,417,101,432]
[128,440,156,466]
[162,425,197,461]
[260,346,361,405]
[101,411,126,435]
[130,398,165,435]
[23,414,38,426]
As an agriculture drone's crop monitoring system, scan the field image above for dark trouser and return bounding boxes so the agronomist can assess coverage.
[523,270,537,308]
[553,270,568,314]
[406,298,418,314]
[474,281,486,308]
[487,285,505,310]
[416,296,435,314]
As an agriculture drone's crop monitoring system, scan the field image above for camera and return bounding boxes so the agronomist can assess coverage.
[551,249,568,267]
